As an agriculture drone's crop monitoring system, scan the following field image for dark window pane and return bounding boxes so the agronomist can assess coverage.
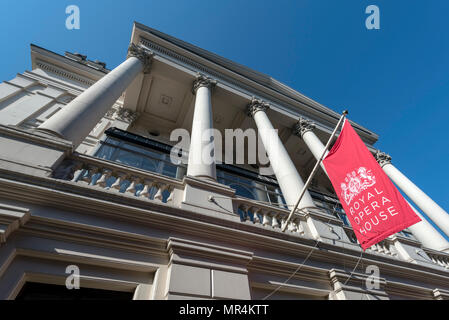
[16,282,133,300]
[114,149,142,167]
[96,144,116,160]
[141,157,159,172]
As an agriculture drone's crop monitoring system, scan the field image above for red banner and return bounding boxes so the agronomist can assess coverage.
[323,120,420,250]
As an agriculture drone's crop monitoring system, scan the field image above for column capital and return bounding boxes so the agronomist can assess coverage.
[127,43,153,73]
[246,97,270,118]
[106,106,139,124]
[192,73,217,94]
[116,107,140,124]
[375,150,392,167]
[294,117,316,138]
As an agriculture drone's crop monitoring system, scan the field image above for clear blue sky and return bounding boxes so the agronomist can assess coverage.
[1,0,448,234]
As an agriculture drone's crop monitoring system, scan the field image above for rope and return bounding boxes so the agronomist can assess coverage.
[211,194,367,300]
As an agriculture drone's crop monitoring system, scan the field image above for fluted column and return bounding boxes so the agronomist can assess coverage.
[376,151,449,239]
[295,120,449,252]
[38,43,153,147]
[186,74,217,180]
[247,98,315,210]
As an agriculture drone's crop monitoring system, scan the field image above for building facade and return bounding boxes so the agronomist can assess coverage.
[0,22,449,300]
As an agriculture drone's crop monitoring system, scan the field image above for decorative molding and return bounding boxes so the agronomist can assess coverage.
[192,73,216,94]
[167,237,253,273]
[2,169,449,288]
[64,51,107,72]
[115,107,140,124]
[433,288,449,300]
[35,60,96,86]
[183,175,235,198]
[0,125,72,151]
[375,150,392,167]
[294,117,316,138]
[105,106,140,124]
[127,43,154,74]
[22,71,85,97]
[137,36,379,146]
[0,204,30,243]
[246,97,270,118]
[329,268,388,299]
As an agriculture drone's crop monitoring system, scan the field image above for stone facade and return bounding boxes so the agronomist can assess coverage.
[0,23,448,300]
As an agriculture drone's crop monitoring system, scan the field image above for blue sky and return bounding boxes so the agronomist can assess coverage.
[1,0,448,234]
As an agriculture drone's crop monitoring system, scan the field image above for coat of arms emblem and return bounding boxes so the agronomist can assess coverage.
[340,167,376,205]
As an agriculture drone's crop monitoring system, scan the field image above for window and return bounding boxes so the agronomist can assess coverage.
[94,128,289,208]
[95,135,182,179]
[399,229,414,239]
[310,191,350,226]
[217,168,287,208]
[16,282,133,300]
[94,128,349,212]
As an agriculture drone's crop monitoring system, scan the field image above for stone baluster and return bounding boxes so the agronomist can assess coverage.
[125,176,139,195]
[154,184,167,202]
[111,172,127,191]
[139,179,154,199]
[262,212,271,226]
[80,165,98,185]
[271,214,280,228]
[95,168,112,188]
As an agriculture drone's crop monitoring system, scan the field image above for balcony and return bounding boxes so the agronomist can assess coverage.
[48,125,449,268]
[51,127,361,244]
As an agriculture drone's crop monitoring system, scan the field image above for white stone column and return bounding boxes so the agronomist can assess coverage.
[294,117,328,173]
[186,74,217,180]
[376,151,449,239]
[247,98,315,210]
[294,120,449,252]
[38,43,152,147]
[405,199,449,252]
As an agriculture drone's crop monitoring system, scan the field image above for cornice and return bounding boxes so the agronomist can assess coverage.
[22,71,86,96]
[433,288,449,300]
[167,237,253,274]
[386,280,437,299]
[30,44,108,79]
[35,60,96,87]
[183,175,235,197]
[1,169,449,284]
[329,268,389,297]
[251,281,330,298]
[0,125,73,151]
[21,216,168,259]
[15,247,160,273]
[0,204,30,243]
[133,23,378,145]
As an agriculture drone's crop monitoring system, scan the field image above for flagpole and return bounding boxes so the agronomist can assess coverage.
[281,110,348,232]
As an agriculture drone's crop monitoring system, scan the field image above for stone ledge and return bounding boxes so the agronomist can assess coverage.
[0,203,30,243]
